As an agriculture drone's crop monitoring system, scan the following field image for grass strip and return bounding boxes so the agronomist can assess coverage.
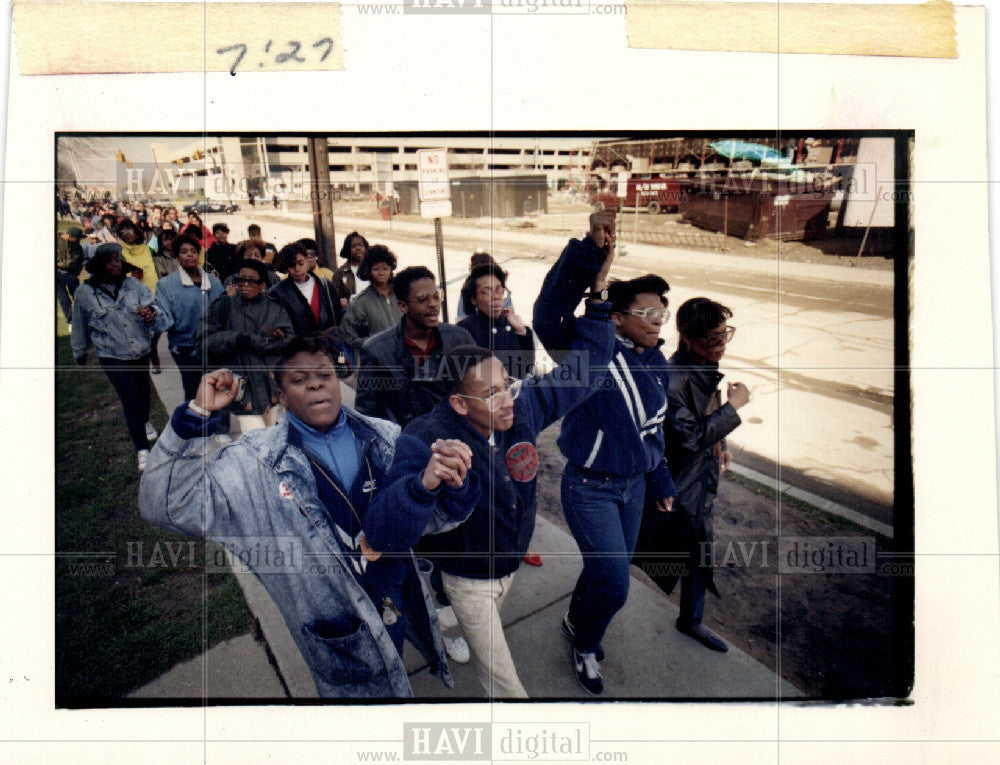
[55,315,253,703]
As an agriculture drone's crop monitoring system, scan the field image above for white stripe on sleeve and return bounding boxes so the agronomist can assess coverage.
[584,429,605,469]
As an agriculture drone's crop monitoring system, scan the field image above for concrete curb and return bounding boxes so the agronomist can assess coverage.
[728,463,894,539]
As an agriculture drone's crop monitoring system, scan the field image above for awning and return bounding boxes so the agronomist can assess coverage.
[709,140,790,166]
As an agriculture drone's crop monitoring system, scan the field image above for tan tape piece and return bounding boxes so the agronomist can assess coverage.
[626,0,956,58]
[14,1,343,75]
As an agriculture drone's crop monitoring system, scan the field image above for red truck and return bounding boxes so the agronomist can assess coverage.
[590,176,682,214]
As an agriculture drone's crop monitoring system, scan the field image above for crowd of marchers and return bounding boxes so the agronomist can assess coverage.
[57,202,749,698]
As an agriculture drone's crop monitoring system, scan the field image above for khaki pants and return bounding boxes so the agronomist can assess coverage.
[441,571,528,699]
[234,406,278,434]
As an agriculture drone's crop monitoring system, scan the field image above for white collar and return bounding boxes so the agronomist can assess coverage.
[179,267,211,291]
[615,333,635,349]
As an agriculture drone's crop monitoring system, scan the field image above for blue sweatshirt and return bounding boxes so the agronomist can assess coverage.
[533,235,677,500]
[372,301,614,580]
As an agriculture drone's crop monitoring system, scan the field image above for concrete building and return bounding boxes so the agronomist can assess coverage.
[154,136,593,203]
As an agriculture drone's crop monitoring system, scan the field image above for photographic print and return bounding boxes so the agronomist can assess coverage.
[3,0,997,761]
[54,131,911,706]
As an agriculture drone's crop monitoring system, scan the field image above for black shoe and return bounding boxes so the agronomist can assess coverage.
[561,613,604,661]
[571,645,603,695]
[676,619,729,652]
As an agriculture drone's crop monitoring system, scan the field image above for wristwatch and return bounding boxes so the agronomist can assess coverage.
[587,288,609,302]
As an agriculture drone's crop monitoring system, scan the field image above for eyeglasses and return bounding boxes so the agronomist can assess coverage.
[477,286,510,299]
[455,378,523,412]
[702,326,736,346]
[627,306,670,323]
[235,276,263,285]
[411,290,443,305]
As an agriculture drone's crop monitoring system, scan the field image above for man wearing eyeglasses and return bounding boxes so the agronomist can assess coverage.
[651,296,749,653]
[355,266,474,427]
[368,245,616,698]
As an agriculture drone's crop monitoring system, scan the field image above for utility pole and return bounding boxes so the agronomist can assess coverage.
[307,137,337,268]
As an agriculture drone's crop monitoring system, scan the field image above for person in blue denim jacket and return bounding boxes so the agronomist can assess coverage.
[138,335,466,698]
[71,243,160,471]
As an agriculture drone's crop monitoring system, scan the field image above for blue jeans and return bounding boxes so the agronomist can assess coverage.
[169,346,204,402]
[562,463,645,654]
[98,355,152,452]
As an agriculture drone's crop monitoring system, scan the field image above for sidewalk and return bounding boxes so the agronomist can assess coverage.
[254,208,893,288]
[132,507,799,700]
[131,341,800,701]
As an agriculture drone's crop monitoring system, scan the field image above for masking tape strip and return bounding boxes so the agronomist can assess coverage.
[13,1,343,75]
[626,0,956,58]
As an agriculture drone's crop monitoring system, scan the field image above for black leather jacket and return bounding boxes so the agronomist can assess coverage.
[665,347,742,526]
[637,346,742,596]
[355,320,474,427]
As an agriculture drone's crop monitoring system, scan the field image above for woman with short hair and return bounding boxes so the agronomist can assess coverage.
[340,244,402,352]
[197,259,293,431]
[117,218,162,373]
[332,231,370,308]
[268,242,341,335]
[457,263,535,380]
[151,227,180,279]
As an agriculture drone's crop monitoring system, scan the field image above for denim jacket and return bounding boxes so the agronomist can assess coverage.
[138,404,454,698]
[70,276,155,361]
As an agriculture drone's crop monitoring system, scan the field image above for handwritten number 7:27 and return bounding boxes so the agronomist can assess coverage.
[217,38,336,75]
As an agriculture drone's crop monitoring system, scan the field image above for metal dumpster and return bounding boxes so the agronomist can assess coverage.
[680,175,836,241]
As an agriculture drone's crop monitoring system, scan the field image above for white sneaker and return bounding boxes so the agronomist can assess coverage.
[145,422,158,442]
[437,605,459,630]
[443,635,470,664]
[213,434,233,446]
[572,646,603,695]
[137,449,150,472]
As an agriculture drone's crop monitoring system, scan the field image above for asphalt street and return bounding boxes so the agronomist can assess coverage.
[207,208,897,525]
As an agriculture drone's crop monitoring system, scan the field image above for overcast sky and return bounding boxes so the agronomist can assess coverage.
[58,136,202,187]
